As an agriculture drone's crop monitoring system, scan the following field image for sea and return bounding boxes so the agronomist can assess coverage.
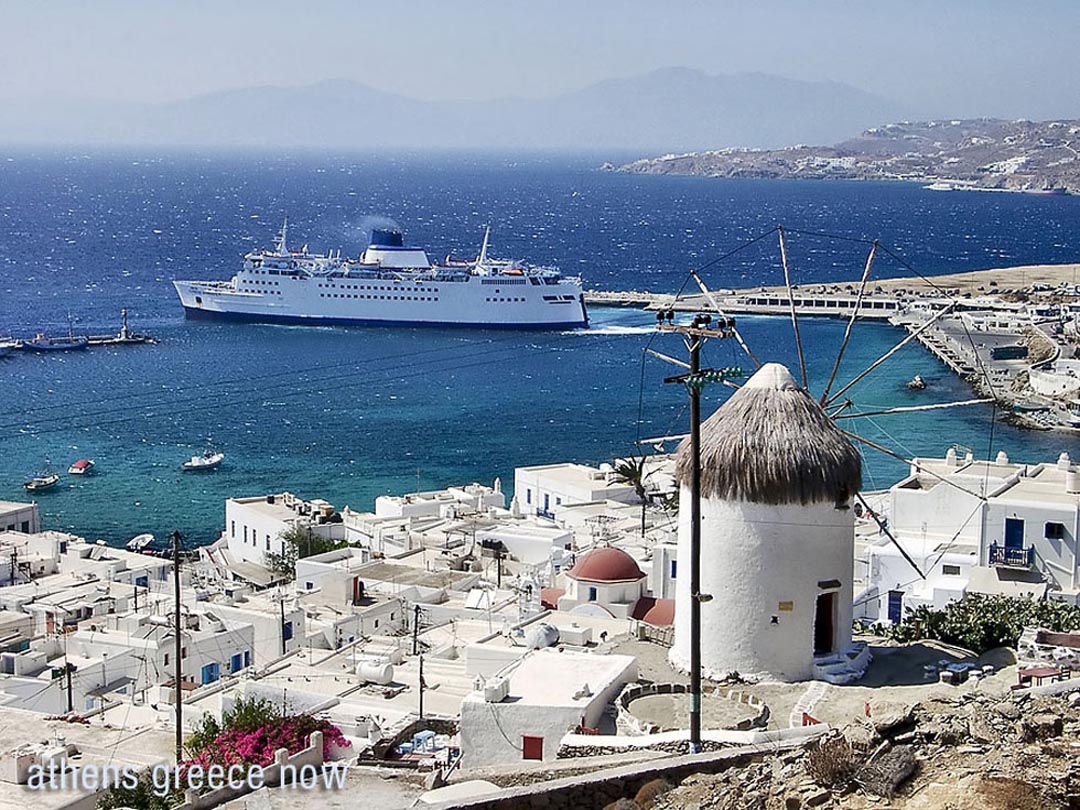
[1,149,1079,545]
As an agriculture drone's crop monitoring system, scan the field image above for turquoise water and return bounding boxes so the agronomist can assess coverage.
[1,150,1078,543]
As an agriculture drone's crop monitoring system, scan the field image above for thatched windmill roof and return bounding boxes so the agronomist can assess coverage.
[675,363,861,505]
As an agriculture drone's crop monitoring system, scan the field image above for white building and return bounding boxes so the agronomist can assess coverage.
[459,648,637,766]
[203,492,343,585]
[858,448,1080,623]
[671,363,864,683]
[0,531,60,586]
[0,501,39,535]
[514,462,638,518]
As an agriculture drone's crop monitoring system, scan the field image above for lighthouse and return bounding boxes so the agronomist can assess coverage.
[670,363,863,682]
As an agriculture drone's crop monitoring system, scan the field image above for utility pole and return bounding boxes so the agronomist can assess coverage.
[418,655,425,720]
[412,604,421,656]
[656,310,744,755]
[171,529,184,764]
[65,662,74,714]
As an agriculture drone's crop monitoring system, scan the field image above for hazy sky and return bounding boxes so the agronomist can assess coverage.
[3,0,1078,119]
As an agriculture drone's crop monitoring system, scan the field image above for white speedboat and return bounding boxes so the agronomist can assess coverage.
[0,340,17,358]
[182,450,224,471]
[126,533,155,552]
[174,221,588,329]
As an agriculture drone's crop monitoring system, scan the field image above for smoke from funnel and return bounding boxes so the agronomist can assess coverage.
[356,215,403,245]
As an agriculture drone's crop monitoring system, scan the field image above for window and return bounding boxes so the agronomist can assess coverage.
[942,564,962,576]
[265,534,271,550]
[670,560,677,580]
[374,619,380,628]
[164,653,169,666]
[1046,522,1066,540]
[181,647,187,659]
[230,520,235,538]
[283,621,294,641]
[588,587,598,602]
[305,582,314,590]
[243,527,248,544]
[526,488,532,504]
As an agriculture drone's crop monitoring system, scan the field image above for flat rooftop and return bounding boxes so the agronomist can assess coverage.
[496,648,636,707]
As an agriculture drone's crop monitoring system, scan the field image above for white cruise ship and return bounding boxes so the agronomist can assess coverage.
[173,222,588,329]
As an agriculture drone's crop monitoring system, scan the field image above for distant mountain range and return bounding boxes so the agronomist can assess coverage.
[616,118,1080,193]
[0,68,908,152]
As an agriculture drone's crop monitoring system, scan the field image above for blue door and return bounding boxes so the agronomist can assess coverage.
[200,662,220,685]
[887,591,904,624]
[230,653,243,672]
[1005,518,1025,549]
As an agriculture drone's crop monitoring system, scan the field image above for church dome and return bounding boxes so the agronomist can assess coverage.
[567,546,645,583]
[675,362,861,506]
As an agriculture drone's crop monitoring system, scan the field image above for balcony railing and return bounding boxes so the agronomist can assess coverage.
[989,543,1035,568]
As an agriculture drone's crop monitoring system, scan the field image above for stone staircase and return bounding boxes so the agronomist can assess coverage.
[812,641,872,685]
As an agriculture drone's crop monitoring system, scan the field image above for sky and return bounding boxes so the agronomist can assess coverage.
[2,0,1079,119]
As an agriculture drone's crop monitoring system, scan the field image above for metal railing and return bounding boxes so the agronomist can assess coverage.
[989,543,1034,568]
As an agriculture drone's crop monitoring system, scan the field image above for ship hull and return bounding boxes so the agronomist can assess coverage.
[174,275,589,330]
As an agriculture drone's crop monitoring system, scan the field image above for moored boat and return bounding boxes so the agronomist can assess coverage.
[906,374,927,391]
[68,459,95,475]
[24,473,60,492]
[182,450,225,471]
[0,339,17,357]
[126,533,155,552]
[23,332,89,352]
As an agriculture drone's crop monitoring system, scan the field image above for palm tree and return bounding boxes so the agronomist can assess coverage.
[611,454,654,538]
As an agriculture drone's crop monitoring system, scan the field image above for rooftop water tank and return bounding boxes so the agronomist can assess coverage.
[524,622,560,650]
[355,657,394,686]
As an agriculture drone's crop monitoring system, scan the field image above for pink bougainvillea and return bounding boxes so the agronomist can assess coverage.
[180,714,350,780]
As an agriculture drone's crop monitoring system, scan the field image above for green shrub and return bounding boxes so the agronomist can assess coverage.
[871,593,1080,654]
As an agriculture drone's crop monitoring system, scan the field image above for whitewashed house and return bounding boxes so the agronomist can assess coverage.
[858,449,1080,623]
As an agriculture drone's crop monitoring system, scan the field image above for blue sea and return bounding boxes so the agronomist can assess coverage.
[1,149,1078,544]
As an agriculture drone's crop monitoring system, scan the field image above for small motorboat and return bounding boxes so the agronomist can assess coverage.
[126,533,155,552]
[0,339,17,358]
[68,459,95,475]
[906,374,927,391]
[182,450,225,472]
[24,473,61,492]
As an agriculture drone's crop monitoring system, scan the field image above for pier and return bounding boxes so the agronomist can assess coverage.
[4,309,156,353]
[587,262,1080,430]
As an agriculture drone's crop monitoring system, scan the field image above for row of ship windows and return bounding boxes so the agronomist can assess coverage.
[485,297,527,303]
[249,279,280,286]
[320,293,439,301]
[317,283,437,293]
[241,288,282,295]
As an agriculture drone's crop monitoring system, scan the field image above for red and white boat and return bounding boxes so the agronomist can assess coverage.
[68,459,95,475]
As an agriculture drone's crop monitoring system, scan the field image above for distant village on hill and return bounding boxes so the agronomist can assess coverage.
[614,119,1080,194]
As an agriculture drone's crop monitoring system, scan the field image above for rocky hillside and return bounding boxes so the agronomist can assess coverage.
[616,119,1080,193]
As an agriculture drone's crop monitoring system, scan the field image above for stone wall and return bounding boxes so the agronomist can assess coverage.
[1019,626,1080,669]
[615,682,769,735]
[424,737,820,810]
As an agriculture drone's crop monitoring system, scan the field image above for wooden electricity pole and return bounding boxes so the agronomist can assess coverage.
[171,529,184,764]
[656,311,744,754]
